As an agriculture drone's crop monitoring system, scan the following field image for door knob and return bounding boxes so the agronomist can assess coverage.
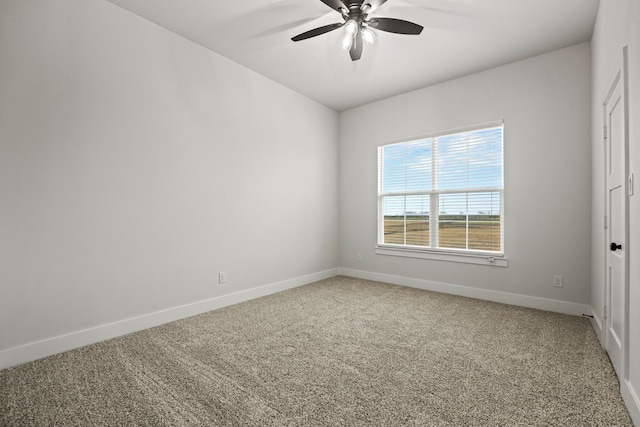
[610,242,622,251]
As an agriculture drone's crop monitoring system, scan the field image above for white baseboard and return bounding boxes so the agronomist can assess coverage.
[338,268,591,316]
[589,306,605,346]
[0,268,339,370]
[622,379,640,426]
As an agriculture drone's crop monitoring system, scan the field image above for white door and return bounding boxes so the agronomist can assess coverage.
[604,63,628,380]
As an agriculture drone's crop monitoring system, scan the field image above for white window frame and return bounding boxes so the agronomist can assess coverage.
[376,121,507,267]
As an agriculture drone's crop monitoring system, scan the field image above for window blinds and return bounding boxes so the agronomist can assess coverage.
[378,124,504,254]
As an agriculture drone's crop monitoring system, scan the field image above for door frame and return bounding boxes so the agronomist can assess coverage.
[602,46,630,380]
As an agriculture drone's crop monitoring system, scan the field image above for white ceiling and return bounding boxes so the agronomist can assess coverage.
[106,0,599,111]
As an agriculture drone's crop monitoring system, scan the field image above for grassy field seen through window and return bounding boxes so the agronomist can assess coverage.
[384,215,501,252]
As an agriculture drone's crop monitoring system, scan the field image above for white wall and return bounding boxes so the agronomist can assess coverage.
[0,0,338,365]
[591,1,640,423]
[339,43,592,310]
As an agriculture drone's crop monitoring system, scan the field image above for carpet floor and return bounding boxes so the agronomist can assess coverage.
[0,276,633,426]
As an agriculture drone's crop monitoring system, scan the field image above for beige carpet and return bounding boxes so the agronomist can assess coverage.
[0,276,632,426]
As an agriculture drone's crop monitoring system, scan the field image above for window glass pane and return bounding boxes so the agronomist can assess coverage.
[383,196,405,245]
[437,127,503,191]
[381,144,407,193]
[405,195,430,247]
[405,140,432,192]
[381,139,432,193]
[438,193,467,249]
[468,192,501,251]
[437,136,469,191]
[467,129,503,189]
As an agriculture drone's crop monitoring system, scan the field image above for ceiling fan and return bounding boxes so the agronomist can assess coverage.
[291,0,423,61]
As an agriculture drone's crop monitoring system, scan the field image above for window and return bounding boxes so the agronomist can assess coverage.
[377,123,504,261]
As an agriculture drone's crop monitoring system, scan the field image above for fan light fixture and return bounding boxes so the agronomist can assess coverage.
[362,27,376,44]
[291,0,423,61]
[342,19,376,51]
[344,19,358,36]
[341,33,354,50]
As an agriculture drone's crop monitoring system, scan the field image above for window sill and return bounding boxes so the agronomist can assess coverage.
[375,246,508,267]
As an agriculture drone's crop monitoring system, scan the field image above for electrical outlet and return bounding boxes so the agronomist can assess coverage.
[356,253,362,262]
[553,275,563,288]
[219,272,227,284]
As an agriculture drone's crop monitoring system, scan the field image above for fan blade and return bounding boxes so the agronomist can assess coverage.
[367,17,423,35]
[291,23,344,41]
[349,31,363,61]
[320,0,348,13]
[362,0,387,13]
